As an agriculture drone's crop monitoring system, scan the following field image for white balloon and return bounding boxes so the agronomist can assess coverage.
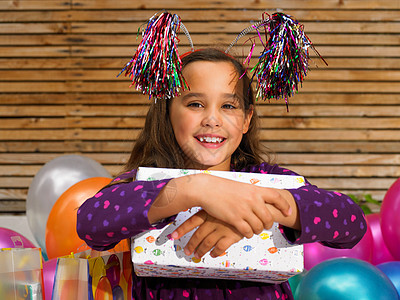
[26,155,111,252]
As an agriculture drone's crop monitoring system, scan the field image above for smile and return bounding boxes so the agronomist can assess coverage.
[196,136,225,143]
[195,135,226,148]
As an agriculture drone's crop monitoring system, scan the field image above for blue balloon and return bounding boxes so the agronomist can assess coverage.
[112,285,124,300]
[377,261,400,297]
[295,258,399,300]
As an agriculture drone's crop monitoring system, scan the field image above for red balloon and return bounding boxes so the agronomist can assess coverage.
[122,251,132,282]
[366,213,395,265]
[381,178,400,260]
[304,220,373,270]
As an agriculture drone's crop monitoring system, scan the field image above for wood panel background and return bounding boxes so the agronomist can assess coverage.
[1,0,399,214]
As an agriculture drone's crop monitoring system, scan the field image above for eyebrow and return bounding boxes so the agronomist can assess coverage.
[223,93,240,101]
[182,92,239,101]
[181,92,204,101]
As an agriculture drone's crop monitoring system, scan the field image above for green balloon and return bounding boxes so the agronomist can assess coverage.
[288,271,307,297]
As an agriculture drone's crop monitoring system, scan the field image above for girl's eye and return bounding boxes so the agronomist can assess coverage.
[187,102,203,108]
[222,104,236,109]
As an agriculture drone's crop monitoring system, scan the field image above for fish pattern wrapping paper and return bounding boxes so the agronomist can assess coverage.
[132,167,305,283]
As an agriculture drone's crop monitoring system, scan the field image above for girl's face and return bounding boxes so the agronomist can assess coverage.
[169,61,253,171]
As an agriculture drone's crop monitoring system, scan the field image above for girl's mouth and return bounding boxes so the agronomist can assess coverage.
[195,135,226,148]
[196,136,225,144]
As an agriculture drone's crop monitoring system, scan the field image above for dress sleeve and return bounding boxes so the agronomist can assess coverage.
[258,163,367,249]
[76,169,174,251]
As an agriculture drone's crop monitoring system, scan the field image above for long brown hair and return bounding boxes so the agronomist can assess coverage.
[123,48,271,173]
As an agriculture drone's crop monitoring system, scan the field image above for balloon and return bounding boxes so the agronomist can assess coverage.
[91,257,106,298]
[366,213,395,265]
[0,227,36,248]
[43,258,57,300]
[118,275,128,300]
[304,221,373,269]
[288,270,307,296]
[122,251,132,282]
[377,261,400,297]
[112,285,124,300]
[27,155,110,252]
[95,276,113,300]
[295,258,399,300]
[127,273,132,300]
[106,254,121,288]
[45,177,112,259]
[381,178,400,260]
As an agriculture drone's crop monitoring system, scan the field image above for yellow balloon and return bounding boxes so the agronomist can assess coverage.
[91,257,106,297]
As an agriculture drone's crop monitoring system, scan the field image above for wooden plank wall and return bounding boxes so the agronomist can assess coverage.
[1,0,399,214]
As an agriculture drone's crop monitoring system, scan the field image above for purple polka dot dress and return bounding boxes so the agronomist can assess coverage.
[77,163,367,300]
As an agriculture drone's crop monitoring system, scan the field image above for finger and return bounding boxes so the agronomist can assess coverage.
[263,189,292,217]
[184,219,216,256]
[209,236,239,258]
[193,232,221,258]
[243,213,265,235]
[231,219,254,239]
[241,196,272,234]
[253,205,274,231]
[172,210,207,240]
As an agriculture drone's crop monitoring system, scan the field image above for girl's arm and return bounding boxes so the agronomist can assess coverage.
[173,163,367,256]
[264,163,367,249]
[77,168,292,251]
[76,169,174,250]
[148,173,293,239]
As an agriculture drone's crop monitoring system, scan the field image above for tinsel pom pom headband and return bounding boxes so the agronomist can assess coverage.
[118,11,326,105]
[117,12,193,100]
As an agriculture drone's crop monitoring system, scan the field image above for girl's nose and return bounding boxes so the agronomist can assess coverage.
[201,108,223,128]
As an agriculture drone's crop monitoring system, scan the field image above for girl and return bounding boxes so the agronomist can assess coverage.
[77,48,367,300]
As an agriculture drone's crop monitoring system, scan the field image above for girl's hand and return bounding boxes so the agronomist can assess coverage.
[191,174,294,238]
[148,174,299,238]
[172,209,243,259]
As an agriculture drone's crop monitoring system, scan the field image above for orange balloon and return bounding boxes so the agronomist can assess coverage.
[45,177,112,259]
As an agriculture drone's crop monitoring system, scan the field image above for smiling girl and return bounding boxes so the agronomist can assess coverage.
[77,48,366,300]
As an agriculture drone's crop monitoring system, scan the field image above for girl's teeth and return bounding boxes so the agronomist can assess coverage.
[199,137,223,143]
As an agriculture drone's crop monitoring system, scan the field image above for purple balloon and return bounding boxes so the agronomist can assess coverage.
[304,221,373,270]
[43,258,57,300]
[366,213,395,265]
[0,227,36,248]
[381,178,400,260]
[106,254,121,288]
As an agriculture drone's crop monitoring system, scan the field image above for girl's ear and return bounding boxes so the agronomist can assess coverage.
[242,104,254,134]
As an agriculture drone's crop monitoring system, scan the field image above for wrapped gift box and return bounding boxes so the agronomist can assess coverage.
[132,167,305,283]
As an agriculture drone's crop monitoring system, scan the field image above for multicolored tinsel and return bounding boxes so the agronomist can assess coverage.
[227,12,327,109]
[117,12,192,100]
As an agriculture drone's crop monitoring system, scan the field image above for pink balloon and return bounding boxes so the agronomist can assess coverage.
[43,258,57,300]
[381,178,400,260]
[304,221,373,269]
[366,213,395,265]
[0,227,36,248]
